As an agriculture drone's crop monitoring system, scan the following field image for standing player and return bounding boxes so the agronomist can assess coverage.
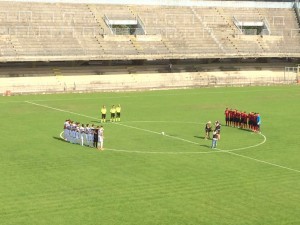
[256,113,261,133]
[224,108,230,126]
[63,119,69,141]
[84,124,90,146]
[248,112,253,131]
[75,124,80,145]
[89,124,95,147]
[98,125,104,150]
[204,121,212,140]
[116,104,121,122]
[235,110,241,128]
[79,124,85,146]
[101,105,107,123]
[70,121,76,144]
[64,119,71,141]
[214,121,221,140]
[253,113,258,132]
[230,109,235,127]
[211,131,218,149]
[110,105,116,122]
[93,126,99,148]
[240,111,247,129]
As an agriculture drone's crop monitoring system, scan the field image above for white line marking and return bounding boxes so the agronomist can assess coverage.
[104,148,223,154]
[26,97,300,174]
[26,95,132,102]
[116,121,267,152]
[25,101,99,120]
[60,129,298,174]
[219,133,267,151]
[59,131,220,155]
[27,99,265,154]
[113,122,201,146]
[27,101,207,151]
[221,150,300,174]
[59,129,299,173]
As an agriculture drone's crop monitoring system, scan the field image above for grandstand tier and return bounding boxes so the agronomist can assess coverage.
[0,1,299,62]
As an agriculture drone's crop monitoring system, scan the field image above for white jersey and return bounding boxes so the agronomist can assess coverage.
[98,128,104,142]
[85,127,90,134]
[64,121,69,129]
[79,126,84,134]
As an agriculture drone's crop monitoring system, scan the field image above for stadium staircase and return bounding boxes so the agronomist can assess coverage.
[293,1,300,27]
[87,4,110,34]
[213,7,238,54]
[190,7,226,54]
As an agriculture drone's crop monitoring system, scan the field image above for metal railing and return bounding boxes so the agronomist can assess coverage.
[104,14,114,35]
[232,16,243,34]
[263,18,271,35]
[294,0,300,27]
[137,15,147,35]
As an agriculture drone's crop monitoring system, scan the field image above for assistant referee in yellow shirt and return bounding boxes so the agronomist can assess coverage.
[101,105,107,123]
[110,105,116,122]
[116,104,121,121]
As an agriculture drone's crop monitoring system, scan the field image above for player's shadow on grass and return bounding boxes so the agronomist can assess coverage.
[194,135,205,139]
[53,136,67,143]
[200,145,211,148]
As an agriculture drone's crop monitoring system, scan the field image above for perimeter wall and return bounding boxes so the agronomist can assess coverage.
[1,69,297,95]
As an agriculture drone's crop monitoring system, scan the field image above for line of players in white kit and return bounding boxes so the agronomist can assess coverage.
[63,119,104,150]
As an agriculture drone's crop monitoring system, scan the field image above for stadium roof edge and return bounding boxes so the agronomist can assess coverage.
[0,0,295,8]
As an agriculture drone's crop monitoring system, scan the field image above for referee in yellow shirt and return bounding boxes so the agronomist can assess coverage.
[101,105,107,123]
[116,104,121,121]
[110,105,116,122]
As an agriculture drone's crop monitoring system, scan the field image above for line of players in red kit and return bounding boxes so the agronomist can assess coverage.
[224,108,261,132]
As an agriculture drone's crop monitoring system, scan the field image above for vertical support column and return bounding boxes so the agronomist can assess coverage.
[297,64,300,83]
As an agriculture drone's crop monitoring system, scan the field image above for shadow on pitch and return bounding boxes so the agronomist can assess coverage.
[199,144,211,148]
[53,136,67,143]
[90,120,100,123]
[194,135,205,139]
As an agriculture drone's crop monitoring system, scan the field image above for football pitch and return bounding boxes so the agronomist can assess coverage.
[1,85,300,225]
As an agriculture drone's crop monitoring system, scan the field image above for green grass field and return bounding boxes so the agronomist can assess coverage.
[1,85,300,225]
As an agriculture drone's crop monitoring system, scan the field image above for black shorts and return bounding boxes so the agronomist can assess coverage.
[205,128,212,132]
[102,114,106,119]
[225,117,229,122]
[111,113,115,118]
[116,112,121,118]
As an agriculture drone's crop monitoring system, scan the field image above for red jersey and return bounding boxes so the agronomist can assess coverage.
[231,111,236,119]
[236,111,241,120]
[225,109,229,118]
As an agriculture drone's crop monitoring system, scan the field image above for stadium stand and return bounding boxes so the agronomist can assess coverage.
[0,0,299,94]
[0,0,299,61]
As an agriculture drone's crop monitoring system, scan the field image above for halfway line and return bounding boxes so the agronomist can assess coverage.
[113,123,200,145]
[25,101,204,148]
[26,101,300,174]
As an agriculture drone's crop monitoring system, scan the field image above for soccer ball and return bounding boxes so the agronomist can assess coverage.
[161,132,165,135]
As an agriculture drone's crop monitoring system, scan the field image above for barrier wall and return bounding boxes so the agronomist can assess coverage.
[1,70,297,95]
